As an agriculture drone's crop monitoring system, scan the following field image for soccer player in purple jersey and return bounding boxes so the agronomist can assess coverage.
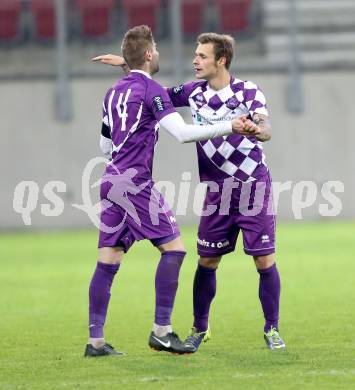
[85,26,247,357]
[93,33,285,351]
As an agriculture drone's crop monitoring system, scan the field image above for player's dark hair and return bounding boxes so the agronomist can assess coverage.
[121,25,154,69]
[197,33,235,69]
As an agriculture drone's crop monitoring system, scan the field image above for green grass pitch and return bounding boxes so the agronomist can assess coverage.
[1,222,355,389]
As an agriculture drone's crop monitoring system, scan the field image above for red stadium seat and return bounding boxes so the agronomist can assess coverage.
[182,0,206,34]
[216,0,252,33]
[122,0,160,32]
[0,0,22,41]
[75,0,115,37]
[30,0,56,39]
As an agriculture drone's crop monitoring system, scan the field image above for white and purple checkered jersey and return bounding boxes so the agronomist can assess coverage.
[167,77,269,183]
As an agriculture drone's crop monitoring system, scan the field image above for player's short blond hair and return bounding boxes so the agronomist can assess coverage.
[197,33,235,69]
[121,25,154,69]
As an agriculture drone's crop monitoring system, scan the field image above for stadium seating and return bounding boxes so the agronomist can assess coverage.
[182,0,206,34]
[216,0,252,33]
[0,0,22,41]
[30,0,56,39]
[122,0,160,32]
[263,0,355,69]
[75,0,115,37]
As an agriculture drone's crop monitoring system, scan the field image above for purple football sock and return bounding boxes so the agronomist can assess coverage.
[88,261,120,338]
[257,263,280,332]
[154,251,185,326]
[193,263,217,332]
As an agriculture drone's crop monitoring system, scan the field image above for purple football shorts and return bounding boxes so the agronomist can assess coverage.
[197,172,276,257]
[98,175,180,252]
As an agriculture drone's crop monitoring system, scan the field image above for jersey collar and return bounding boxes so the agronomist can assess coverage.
[131,69,152,79]
[207,75,235,93]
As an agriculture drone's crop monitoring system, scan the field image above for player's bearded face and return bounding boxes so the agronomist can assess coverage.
[193,43,219,80]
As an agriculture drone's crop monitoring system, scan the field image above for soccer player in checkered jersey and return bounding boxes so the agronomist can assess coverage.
[169,33,285,351]
[86,26,247,356]
[93,33,285,351]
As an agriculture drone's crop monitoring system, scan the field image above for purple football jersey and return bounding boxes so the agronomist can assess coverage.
[167,77,269,183]
[103,71,176,179]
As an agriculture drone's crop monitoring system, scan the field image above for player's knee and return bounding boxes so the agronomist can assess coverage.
[199,256,221,269]
[158,236,186,253]
[98,247,124,264]
[254,253,275,270]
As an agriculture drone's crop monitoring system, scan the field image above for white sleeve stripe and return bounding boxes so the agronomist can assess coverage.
[107,90,115,130]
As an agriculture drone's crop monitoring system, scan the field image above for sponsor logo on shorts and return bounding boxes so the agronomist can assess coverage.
[198,238,230,249]
[261,234,270,244]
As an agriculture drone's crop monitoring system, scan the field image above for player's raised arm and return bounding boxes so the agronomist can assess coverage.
[159,112,247,143]
[92,54,174,91]
[92,54,130,75]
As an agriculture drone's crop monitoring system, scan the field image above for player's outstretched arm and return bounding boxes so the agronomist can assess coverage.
[92,53,176,92]
[159,112,247,143]
[92,54,130,75]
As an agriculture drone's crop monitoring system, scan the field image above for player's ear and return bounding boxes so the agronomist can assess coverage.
[144,50,153,61]
[218,57,227,67]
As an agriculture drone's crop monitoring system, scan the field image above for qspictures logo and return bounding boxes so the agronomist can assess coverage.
[12,157,345,228]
